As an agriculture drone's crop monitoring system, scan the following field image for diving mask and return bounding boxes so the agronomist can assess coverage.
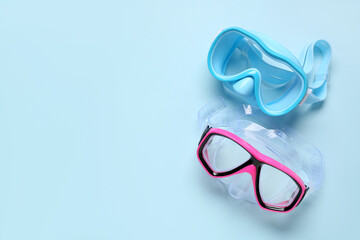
[207,27,331,116]
[196,98,324,212]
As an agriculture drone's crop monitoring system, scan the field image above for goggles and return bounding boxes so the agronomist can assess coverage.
[207,27,331,116]
[196,98,324,212]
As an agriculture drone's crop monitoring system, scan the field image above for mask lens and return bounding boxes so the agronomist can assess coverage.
[202,135,251,172]
[248,44,303,105]
[259,164,300,208]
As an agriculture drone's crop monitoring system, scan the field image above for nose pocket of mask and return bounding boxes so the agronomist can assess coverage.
[227,173,254,202]
[233,77,254,96]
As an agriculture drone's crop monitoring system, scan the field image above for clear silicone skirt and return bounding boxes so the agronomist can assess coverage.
[197,97,324,212]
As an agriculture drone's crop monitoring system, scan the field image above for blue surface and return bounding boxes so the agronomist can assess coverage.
[0,0,359,239]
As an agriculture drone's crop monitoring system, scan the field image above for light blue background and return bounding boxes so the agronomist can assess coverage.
[0,0,359,239]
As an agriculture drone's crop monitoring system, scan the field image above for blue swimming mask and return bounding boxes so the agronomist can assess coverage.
[207,27,331,116]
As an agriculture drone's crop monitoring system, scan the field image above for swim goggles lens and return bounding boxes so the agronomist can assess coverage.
[202,134,251,172]
[259,165,300,208]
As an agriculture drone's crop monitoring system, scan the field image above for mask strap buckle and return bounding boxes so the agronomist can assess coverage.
[299,89,313,106]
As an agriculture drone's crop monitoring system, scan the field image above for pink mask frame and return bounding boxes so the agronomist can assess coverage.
[197,126,308,213]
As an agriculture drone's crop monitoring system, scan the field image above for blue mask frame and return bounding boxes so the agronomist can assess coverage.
[207,27,331,116]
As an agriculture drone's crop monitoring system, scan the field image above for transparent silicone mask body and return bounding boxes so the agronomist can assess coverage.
[198,99,324,206]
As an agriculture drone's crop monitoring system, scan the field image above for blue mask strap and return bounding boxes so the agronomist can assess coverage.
[298,40,331,105]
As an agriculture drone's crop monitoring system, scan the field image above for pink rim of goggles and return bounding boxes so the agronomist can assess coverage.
[196,98,324,213]
[198,127,307,212]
